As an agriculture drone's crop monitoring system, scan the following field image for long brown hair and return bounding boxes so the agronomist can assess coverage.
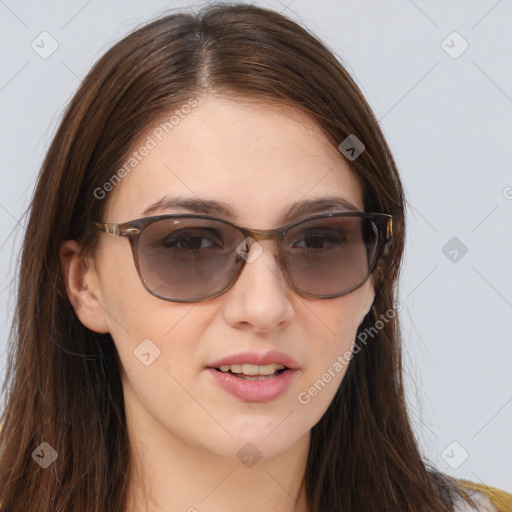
[0,3,476,511]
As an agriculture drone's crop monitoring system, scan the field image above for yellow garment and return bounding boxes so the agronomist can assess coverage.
[458,479,512,512]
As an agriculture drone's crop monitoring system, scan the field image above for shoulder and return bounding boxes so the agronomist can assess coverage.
[453,479,512,512]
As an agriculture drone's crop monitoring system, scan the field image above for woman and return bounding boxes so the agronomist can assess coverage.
[0,3,510,511]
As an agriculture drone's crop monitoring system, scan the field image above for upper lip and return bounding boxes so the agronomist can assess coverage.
[207,350,299,370]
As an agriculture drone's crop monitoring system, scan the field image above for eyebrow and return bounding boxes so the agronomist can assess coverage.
[142,195,362,224]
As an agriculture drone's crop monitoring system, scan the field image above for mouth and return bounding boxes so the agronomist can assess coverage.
[206,351,300,402]
[205,353,299,402]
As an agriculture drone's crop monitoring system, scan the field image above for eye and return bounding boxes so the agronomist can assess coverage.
[291,228,347,250]
[161,229,224,251]
[166,235,216,251]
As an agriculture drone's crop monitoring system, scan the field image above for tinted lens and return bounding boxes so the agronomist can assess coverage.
[283,215,379,297]
[136,217,245,301]
[135,215,382,301]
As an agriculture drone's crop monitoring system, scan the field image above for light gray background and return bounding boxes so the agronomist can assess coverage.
[1,0,511,493]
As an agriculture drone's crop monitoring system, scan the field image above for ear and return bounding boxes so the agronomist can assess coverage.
[59,240,110,334]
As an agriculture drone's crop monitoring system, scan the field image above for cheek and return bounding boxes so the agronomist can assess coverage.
[97,248,205,383]
[296,291,369,408]
[307,291,368,355]
[95,240,214,383]
[106,298,204,377]
[108,305,211,439]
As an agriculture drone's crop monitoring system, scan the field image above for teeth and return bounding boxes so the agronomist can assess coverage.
[218,363,285,376]
[236,374,277,381]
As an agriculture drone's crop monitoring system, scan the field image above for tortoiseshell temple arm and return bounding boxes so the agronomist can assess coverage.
[93,222,141,237]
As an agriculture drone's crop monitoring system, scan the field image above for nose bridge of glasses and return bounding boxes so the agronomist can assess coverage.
[244,226,283,242]
[239,226,288,259]
[231,226,286,270]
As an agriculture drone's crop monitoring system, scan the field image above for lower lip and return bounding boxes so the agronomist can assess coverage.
[206,368,298,403]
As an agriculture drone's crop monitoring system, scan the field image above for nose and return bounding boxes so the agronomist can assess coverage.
[221,239,295,333]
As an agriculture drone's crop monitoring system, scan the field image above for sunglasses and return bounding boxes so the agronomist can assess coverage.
[92,211,393,303]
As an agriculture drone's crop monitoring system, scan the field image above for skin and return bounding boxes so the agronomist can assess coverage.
[60,95,376,512]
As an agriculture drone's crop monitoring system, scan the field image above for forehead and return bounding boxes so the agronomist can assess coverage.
[103,95,364,226]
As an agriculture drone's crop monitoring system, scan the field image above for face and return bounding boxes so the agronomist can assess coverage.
[67,95,375,463]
